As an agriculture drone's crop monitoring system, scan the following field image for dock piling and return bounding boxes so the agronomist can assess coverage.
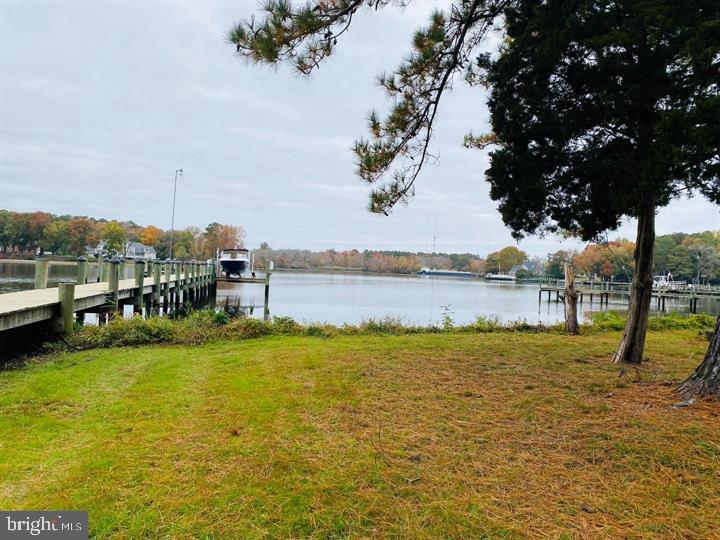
[58,281,76,336]
[263,261,273,321]
[34,258,49,289]
[108,257,120,312]
[101,257,110,283]
[76,256,88,285]
[183,262,190,308]
[163,259,171,312]
[153,261,162,314]
[174,260,181,312]
[133,260,145,314]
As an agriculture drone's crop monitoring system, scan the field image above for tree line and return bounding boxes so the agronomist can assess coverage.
[547,232,720,284]
[3,210,718,283]
[0,210,245,261]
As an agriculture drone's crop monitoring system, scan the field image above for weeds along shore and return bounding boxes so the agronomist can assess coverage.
[37,309,717,354]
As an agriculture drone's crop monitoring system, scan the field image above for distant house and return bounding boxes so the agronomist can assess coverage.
[125,242,156,260]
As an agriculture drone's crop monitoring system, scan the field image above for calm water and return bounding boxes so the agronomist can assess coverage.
[217,270,718,325]
[2,261,716,326]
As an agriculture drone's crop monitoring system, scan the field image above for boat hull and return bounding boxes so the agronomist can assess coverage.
[418,269,477,278]
[220,260,249,276]
[484,274,517,282]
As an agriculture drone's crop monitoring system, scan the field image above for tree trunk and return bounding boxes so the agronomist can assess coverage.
[564,262,579,335]
[612,200,656,365]
[677,316,720,398]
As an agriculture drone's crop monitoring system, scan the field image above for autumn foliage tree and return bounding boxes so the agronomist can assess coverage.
[67,218,98,255]
[573,241,635,281]
[140,225,162,247]
[204,223,246,257]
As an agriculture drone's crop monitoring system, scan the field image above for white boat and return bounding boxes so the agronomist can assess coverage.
[484,273,517,282]
[418,267,477,278]
[219,248,251,277]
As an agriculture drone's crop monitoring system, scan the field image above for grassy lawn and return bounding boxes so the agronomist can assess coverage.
[1,331,718,538]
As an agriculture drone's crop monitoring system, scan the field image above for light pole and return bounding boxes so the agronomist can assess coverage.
[169,168,183,259]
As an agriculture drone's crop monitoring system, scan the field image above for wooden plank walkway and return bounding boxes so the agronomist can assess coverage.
[0,275,180,332]
[0,258,276,340]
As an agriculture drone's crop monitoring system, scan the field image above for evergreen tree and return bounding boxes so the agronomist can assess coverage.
[479,0,719,365]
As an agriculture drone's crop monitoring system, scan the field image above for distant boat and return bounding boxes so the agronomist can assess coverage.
[418,267,477,279]
[484,273,517,282]
[219,248,250,277]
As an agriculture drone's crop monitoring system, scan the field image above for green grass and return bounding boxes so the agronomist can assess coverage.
[1,331,719,538]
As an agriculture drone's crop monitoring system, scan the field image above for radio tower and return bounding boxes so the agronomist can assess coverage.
[432,218,437,254]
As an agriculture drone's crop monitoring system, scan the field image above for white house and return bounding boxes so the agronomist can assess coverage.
[124,242,156,260]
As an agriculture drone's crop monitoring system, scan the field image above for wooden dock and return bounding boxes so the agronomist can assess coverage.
[0,257,277,345]
[216,276,267,284]
[0,258,216,335]
[539,282,720,313]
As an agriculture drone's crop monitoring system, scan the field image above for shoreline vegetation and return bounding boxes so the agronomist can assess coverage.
[1,328,718,537]
[33,309,715,358]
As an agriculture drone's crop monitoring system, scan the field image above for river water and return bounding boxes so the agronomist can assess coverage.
[2,261,716,326]
[217,271,718,325]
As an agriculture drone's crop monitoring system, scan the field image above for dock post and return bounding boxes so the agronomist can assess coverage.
[198,263,204,304]
[183,262,191,308]
[194,263,200,306]
[163,259,171,312]
[76,256,88,285]
[191,262,197,305]
[263,261,273,321]
[187,261,194,304]
[58,281,76,336]
[187,261,195,307]
[196,262,202,304]
[108,257,120,313]
[153,261,162,314]
[101,256,110,282]
[34,257,50,289]
[167,260,174,311]
[174,260,181,312]
[204,263,209,299]
[133,260,144,314]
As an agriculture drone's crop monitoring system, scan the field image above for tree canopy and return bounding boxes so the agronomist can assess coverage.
[480,0,720,241]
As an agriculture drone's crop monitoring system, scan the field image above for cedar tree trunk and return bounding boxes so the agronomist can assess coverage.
[612,201,656,364]
[564,262,579,335]
[677,316,720,398]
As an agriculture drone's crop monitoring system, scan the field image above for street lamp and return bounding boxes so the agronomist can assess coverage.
[169,168,183,259]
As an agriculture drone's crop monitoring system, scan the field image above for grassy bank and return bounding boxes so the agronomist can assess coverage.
[1,331,719,537]
[41,309,717,353]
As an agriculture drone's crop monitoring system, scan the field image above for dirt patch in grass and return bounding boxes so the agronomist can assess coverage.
[0,331,718,538]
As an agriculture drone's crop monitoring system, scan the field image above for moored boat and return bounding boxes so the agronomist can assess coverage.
[418,267,477,278]
[219,248,250,277]
[484,273,517,282]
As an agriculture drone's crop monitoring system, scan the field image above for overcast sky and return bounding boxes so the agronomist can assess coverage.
[1,1,718,256]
